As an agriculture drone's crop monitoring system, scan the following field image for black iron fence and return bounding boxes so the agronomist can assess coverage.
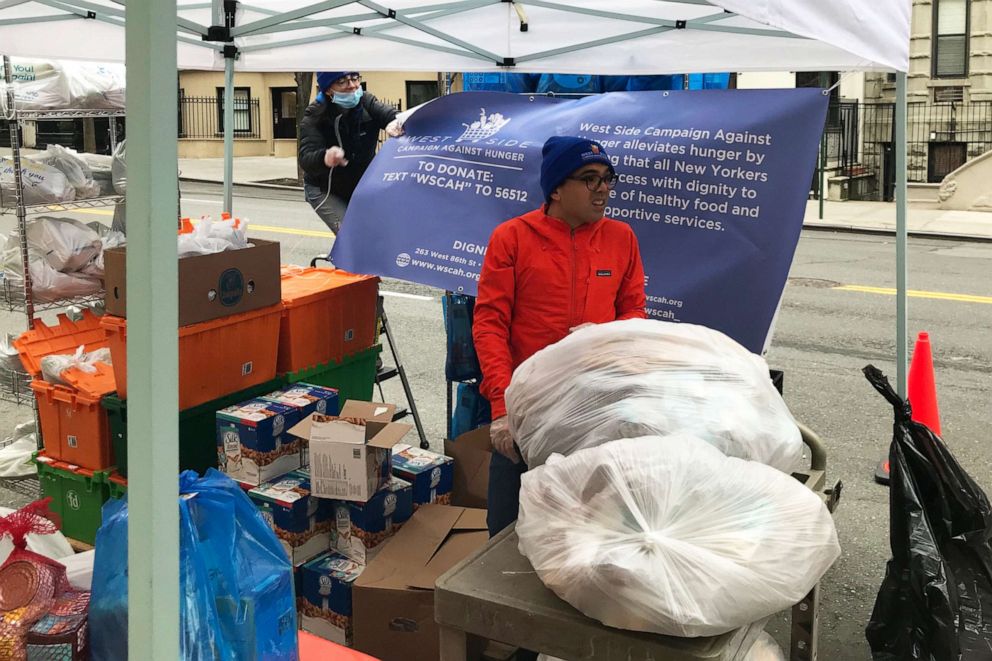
[819,100,992,201]
[178,94,262,140]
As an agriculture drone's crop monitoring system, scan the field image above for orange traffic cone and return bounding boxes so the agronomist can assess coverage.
[875,332,942,486]
[908,331,941,436]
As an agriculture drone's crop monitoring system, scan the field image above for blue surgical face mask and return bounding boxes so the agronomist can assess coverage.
[332,87,363,109]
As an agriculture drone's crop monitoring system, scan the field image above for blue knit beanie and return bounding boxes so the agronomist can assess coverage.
[316,71,358,92]
[540,136,614,201]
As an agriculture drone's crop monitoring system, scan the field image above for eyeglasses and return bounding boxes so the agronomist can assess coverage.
[567,173,619,191]
[331,74,362,87]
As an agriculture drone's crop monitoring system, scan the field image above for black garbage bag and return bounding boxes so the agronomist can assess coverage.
[864,364,992,660]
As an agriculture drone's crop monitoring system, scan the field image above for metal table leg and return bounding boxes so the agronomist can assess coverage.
[439,626,469,661]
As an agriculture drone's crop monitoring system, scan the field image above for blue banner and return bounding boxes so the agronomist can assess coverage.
[332,90,828,352]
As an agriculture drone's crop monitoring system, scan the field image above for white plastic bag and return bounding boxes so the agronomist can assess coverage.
[30,145,102,199]
[746,632,787,661]
[177,216,250,258]
[0,503,75,563]
[59,549,95,591]
[0,333,24,374]
[506,319,804,473]
[111,139,126,195]
[24,216,102,273]
[0,421,38,478]
[40,345,112,385]
[0,156,76,206]
[517,435,840,638]
[63,62,126,109]
[0,60,69,113]
[80,153,115,197]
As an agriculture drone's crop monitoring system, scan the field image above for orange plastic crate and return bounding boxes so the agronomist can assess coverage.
[298,632,379,660]
[13,309,108,377]
[100,304,282,410]
[278,267,379,373]
[31,380,112,471]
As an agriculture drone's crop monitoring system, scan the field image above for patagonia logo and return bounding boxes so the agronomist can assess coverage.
[596,269,612,277]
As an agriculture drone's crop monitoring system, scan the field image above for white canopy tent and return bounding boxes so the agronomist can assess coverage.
[0,1,911,656]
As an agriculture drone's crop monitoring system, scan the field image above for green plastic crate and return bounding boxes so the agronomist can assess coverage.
[102,376,287,478]
[284,344,382,403]
[36,458,110,545]
[107,473,128,500]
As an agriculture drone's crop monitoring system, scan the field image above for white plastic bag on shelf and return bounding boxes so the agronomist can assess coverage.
[25,257,102,302]
[506,319,805,473]
[516,435,840,638]
[80,153,115,196]
[177,216,250,258]
[111,139,126,195]
[0,60,70,113]
[0,156,76,206]
[29,145,102,199]
[40,345,112,386]
[63,62,126,109]
[0,421,37,478]
[24,216,102,273]
[0,333,24,374]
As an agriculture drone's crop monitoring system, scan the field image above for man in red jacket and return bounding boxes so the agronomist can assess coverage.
[474,135,647,537]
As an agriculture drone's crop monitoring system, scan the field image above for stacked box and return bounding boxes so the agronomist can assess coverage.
[262,383,340,417]
[331,477,414,564]
[391,444,455,509]
[217,398,303,486]
[297,552,365,646]
[249,468,334,565]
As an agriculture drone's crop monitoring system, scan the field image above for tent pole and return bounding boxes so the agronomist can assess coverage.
[126,0,180,657]
[223,54,235,214]
[895,71,908,397]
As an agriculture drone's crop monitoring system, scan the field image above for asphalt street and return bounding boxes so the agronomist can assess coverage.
[1,181,990,659]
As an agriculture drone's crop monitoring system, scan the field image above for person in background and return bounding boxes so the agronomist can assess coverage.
[473,136,647,539]
[298,71,404,234]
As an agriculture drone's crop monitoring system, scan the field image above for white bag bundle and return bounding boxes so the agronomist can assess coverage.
[111,140,126,195]
[0,156,76,206]
[0,60,69,113]
[506,319,804,473]
[30,145,102,199]
[24,216,102,273]
[80,153,115,196]
[63,62,126,109]
[40,345,112,386]
[177,216,250,258]
[517,435,840,638]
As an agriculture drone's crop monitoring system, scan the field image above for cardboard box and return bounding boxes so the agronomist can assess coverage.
[262,383,340,418]
[391,444,455,509]
[332,477,414,564]
[103,238,281,327]
[217,398,303,486]
[249,468,333,566]
[444,425,491,510]
[289,401,411,502]
[297,552,365,646]
[352,505,489,661]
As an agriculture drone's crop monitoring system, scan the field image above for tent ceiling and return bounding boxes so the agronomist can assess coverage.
[0,0,909,73]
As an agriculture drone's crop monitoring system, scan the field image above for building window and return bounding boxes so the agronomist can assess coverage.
[406,81,439,111]
[932,0,969,78]
[216,86,252,134]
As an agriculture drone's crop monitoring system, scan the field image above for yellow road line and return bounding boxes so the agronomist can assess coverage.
[835,284,992,305]
[250,224,334,239]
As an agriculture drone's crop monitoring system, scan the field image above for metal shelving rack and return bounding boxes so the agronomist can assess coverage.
[1,55,125,495]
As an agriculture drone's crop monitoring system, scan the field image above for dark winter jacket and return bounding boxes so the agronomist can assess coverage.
[297,92,397,200]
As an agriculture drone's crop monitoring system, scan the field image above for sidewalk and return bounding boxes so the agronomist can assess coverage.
[177,156,992,241]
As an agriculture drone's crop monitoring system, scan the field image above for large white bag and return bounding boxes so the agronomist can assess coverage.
[506,319,804,473]
[30,145,102,199]
[0,156,76,206]
[0,60,69,113]
[517,435,840,638]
